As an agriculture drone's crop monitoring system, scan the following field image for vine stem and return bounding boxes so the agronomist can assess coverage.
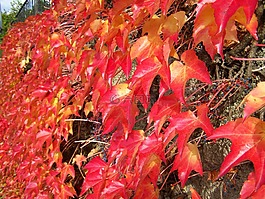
[231,56,265,61]
[159,163,173,191]
[65,119,101,124]
[210,84,236,110]
[75,139,110,146]
[255,43,265,47]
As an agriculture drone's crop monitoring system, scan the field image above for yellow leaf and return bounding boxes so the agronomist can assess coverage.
[233,7,258,40]
[162,11,186,36]
[84,102,93,116]
[142,15,164,38]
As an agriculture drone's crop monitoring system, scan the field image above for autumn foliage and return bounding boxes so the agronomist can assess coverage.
[0,0,264,198]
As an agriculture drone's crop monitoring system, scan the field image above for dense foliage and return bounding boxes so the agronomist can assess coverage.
[0,0,264,198]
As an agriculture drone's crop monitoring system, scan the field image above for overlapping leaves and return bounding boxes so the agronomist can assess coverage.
[0,0,263,198]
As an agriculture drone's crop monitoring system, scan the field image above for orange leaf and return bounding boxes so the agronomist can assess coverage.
[73,154,87,169]
[194,0,258,58]
[162,11,186,42]
[130,36,153,62]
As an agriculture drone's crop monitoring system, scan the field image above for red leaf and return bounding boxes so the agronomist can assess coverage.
[36,129,52,140]
[108,129,145,166]
[233,7,258,40]
[148,93,181,134]
[36,129,52,149]
[210,0,257,33]
[164,104,213,154]
[134,177,159,199]
[240,172,257,199]
[190,187,202,199]
[61,184,77,198]
[140,153,162,186]
[171,143,203,187]
[170,50,211,103]
[139,132,165,162]
[31,87,50,99]
[110,0,133,16]
[162,12,186,43]
[208,117,265,190]
[130,36,153,62]
[130,57,170,100]
[50,32,70,50]
[101,181,126,199]
[193,3,220,59]
[241,82,265,119]
[135,0,160,16]
[24,182,38,196]
[142,12,186,44]
[81,157,107,196]
[251,186,265,199]
[99,83,139,136]
[240,172,265,199]
[83,156,107,173]
[61,163,75,182]
[160,0,175,15]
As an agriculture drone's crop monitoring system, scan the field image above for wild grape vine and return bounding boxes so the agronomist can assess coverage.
[0,0,264,198]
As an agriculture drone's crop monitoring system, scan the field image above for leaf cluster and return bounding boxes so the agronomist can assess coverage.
[0,0,264,198]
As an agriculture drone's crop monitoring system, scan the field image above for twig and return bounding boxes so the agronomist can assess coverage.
[75,139,110,146]
[207,83,226,108]
[159,163,173,191]
[210,84,236,110]
[231,56,265,61]
[255,43,265,47]
[252,66,265,72]
[69,143,80,165]
[186,84,208,102]
[65,119,101,124]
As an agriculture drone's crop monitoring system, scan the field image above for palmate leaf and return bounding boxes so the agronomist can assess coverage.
[240,172,265,199]
[160,0,175,15]
[208,117,265,190]
[101,181,126,199]
[81,156,109,196]
[171,143,203,187]
[194,0,258,58]
[241,82,265,119]
[73,154,87,169]
[107,129,163,198]
[129,12,186,108]
[99,83,139,137]
[107,129,145,176]
[164,104,213,155]
[207,0,257,33]
[129,56,171,109]
[148,93,181,134]
[134,154,161,199]
[170,50,211,103]
[0,0,262,198]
